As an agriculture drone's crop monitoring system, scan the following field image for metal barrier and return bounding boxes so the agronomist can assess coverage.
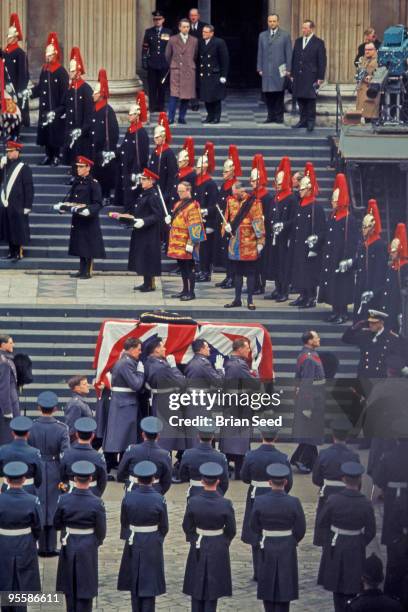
[335,83,344,135]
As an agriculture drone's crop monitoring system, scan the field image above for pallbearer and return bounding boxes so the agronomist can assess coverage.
[194,141,218,283]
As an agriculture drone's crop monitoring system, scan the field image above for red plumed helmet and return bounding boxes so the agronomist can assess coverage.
[366,199,382,235]
[332,173,350,207]
[45,32,61,60]
[227,145,242,177]
[182,137,195,166]
[303,161,319,196]
[69,47,85,75]
[204,141,215,174]
[157,111,172,143]
[251,154,268,185]
[96,69,109,98]
[136,91,148,123]
[275,156,292,191]
[391,223,408,260]
[8,13,23,41]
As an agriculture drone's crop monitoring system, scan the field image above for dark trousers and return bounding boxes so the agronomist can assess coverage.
[131,594,155,612]
[298,287,317,301]
[263,603,290,612]
[178,258,195,295]
[78,257,93,276]
[39,525,57,554]
[7,243,21,257]
[45,145,60,159]
[264,91,284,121]
[385,542,408,601]
[191,598,218,612]
[332,294,349,317]
[199,233,214,274]
[333,592,354,612]
[205,100,222,121]
[147,67,167,112]
[65,596,93,612]
[297,97,316,125]
[168,96,189,122]
[290,443,317,470]
[234,272,256,304]
[252,544,260,580]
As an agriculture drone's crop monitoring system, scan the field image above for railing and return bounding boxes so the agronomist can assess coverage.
[335,83,344,135]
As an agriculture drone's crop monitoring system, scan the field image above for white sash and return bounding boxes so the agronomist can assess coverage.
[1,162,24,208]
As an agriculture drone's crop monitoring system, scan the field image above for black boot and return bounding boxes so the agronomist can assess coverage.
[181,275,195,300]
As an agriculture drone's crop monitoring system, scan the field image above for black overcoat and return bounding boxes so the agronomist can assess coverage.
[353,238,388,320]
[128,186,163,276]
[378,264,408,333]
[63,81,94,165]
[289,200,326,290]
[0,160,33,245]
[67,175,106,259]
[198,36,229,102]
[116,125,149,209]
[31,64,69,148]
[90,102,119,195]
[148,146,178,204]
[292,35,327,99]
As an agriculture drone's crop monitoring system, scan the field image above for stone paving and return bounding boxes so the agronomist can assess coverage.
[30,446,385,612]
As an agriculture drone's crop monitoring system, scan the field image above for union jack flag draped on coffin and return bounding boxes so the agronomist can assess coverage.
[93,319,274,393]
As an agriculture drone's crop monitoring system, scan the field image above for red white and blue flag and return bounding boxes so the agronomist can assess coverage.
[93,319,274,392]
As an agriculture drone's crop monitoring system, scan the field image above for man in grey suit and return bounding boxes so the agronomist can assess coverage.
[257,14,292,124]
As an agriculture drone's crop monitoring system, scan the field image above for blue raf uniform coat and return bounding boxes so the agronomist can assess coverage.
[250,490,306,602]
[144,355,186,451]
[103,353,144,453]
[0,488,43,592]
[241,445,292,545]
[312,443,360,545]
[54,488,106,599]
[117,439,172,495]
[0,349,20,444]
[182,490,236,601]
[317,488,376,594]
[292,347,325,445]
[60,442,107,497]
[28,416,70,526]
[0,438,42,495]
[180,441,229,499]
[64,393,93,438]
[117,485,168,596]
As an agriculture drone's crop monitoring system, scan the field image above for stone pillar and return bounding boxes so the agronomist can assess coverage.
[198,0,211,24]
[135,0,155,73]
[64,0,142,112]
[26,0,64,80]
[268,0,292,32]
[0,1,28,59]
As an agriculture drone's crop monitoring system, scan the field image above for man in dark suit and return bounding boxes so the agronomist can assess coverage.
[142,10,172,112]
[291,19,326,131]
[198,25,229,123]
[188,8,206,38]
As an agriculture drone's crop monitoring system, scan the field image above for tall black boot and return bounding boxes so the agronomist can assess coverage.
[181,273,195,301]
[172,275,189,298]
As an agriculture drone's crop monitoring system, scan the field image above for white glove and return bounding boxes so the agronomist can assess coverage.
[79,208,90,217]
[0,156,7,169]
[224,222,232,234]
[133,218,145,229]
[361,290,374,303]
[137,361,144,373]
[337,258,353,273]
[220,77,227,84]
[53,202,64,212]
[166,354,177,368]
[21,88,32,99]
[164,214,172,225]
[257,244,264,254]
[306,234,318,248]
[307,250,318,258]
[185,244,194,253]
[131,173,138,184]
[401,366,408,377]
[273,222,284,235]
[215,355,224,371]
[201,208,208,217]
[23,209,30,215]
[46,110,56,123]
[71,128,81,139]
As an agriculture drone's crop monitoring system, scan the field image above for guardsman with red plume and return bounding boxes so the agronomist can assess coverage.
[31,32,69,165]
[319,174,359,323]
[115,91,149,210]
[148,112,177,205]
[63,47,94,172]
[288,161,326,308]
[90,69,119,205]
[170,137,196,210]
[353,199,388,320]
[194,141,219,283]
[0,140,33,261]
[378,223,408,332]
[4,13,30,130]
[214,145,242,289]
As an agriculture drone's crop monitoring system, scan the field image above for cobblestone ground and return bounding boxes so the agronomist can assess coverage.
[32,447,384,612]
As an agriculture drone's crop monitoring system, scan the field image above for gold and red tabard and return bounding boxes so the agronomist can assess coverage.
[223,194,265,261]
[167,199,206,260]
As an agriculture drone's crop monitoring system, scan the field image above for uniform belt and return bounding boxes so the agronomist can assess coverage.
[127,475,160,491]
[129,524,158,544]
[111,386,135,393]
[149,387,180,395]
[260,529,292,548]
[187,479,204,498]
[250,480,270,498]
[313,379,325,386]
[331,525,364,546]
[69,479,97,492]
[388,482,408,498]
[320,479,345,497]
[0,527,31,536]
[62,527,94,546]
[3,477,34,489]
[196,527,224,548]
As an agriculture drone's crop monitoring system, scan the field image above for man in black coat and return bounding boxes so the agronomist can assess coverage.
[30,32,69,165]
[0,334,20,445]
[346,553,403,611]
[198,25,229,124]
[189,8,206,38]
[0,140,33,261]
[3,13,30,130]
[291,20,326,131]
[142,10,171,113]
[54,155,106,279]
[148,114,177,207]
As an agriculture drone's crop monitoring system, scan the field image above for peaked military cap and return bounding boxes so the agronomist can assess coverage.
[37,391,58,409]
[133,460,157,478]
[266,463,290,479]
[3,461,28,479]
[74,417,97,433]
[140,416,163,435]
[10,416,32,433]
[72,460,95,477]
[199,462,223,479]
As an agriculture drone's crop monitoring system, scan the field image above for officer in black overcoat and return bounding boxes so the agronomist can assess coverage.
[148,113,177,207]
[0,461,43,611]
[28,391,70,557]
[0,334,19,445]
[319,174,359,324]
[64,375,93,440]
[194,143,218,282]
[60,418,107,497]
[0,140,33,261]
[142,11,171,113]
[198,26,229,124]
[317,462,376,612]
[3,13,30,129]
[117,460,169,611]
[241,427,293,581]
[291,20,326,131]
[0,416,42,495]
[379,223,408,333]
[250,463,306,611]
[63,47,94,170]
[54,460,106,612]
[346,553,404,611]
[115,92,149,209]
[117,417,172,495]
[90,69,119,205]
[182,462,236,611]
[54,155,106,279]
[30,32,69,165]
